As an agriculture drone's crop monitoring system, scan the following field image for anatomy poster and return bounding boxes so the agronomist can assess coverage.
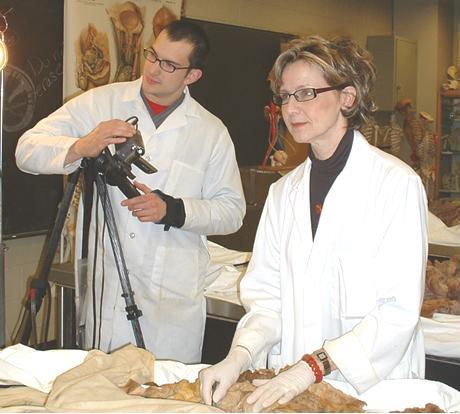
[63,0,182,100]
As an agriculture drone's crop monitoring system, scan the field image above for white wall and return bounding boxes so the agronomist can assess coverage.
[438,0,454,89]
[185,0,393,46]
[393,0,454,120]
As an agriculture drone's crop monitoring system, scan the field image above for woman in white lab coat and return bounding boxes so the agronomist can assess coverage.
[200,35,427,410]
[16,21,245,364]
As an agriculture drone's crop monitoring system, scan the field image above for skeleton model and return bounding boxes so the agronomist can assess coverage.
[107,1,145,83]
[359,115,403,157]
[395,99,424,170]
[360,104,436,201]
[395,99,437,201]
[418,112,437,201]
[76,24,110,91]
[388,113,403,156]
[359,117,382,148]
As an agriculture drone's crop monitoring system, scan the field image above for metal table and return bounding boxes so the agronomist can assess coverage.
[48,262,76,349]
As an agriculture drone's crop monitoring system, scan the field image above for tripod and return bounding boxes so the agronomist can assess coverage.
[14,117,155,349]
[93,169,145,347]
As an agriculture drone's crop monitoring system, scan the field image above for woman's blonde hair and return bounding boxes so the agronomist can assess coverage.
[271,35,377,129]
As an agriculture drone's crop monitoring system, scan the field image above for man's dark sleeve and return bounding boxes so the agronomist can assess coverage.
[152,189,186,231]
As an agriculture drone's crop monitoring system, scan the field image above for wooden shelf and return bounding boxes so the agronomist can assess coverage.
[439,189,460,194]
[436,90,460,199]
[440,89,460,98]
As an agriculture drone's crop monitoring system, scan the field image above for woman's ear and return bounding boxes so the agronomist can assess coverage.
[341,85,356,109]
[184,68,203,86]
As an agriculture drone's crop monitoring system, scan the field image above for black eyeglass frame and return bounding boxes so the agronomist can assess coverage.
[272,83,351,106]
[143,48,192,73]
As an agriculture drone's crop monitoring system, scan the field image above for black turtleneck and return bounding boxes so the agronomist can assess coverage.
[309,129,353,240]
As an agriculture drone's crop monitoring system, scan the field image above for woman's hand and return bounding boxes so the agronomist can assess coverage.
[246,361,315,412]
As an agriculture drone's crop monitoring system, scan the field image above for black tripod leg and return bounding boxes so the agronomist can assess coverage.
[95,174,145,349]
[15,169,81,346]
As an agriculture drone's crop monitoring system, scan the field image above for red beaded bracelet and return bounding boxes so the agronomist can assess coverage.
[302,354,323,383]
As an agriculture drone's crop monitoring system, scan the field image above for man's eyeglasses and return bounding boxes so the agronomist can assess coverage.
[143,48,192,73]
[272,83,350,106]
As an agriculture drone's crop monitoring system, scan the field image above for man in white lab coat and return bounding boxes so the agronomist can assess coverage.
[16,20,245,363]
[200,35,427,410]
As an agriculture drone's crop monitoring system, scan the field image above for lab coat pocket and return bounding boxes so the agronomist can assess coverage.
[338,256,377,319]
[154,245,199,301]
[165,160,204,197]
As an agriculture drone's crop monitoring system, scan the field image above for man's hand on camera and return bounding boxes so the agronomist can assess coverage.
[121,181,167,223]
[64,119,136,165]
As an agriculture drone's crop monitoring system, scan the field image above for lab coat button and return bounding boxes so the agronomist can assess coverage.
[129,232,136,239]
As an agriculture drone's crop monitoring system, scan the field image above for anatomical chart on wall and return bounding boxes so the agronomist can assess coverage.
[63,0,182,100]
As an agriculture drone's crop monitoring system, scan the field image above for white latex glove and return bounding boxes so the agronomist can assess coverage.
[246,361,315,412]
[199,346,251,405]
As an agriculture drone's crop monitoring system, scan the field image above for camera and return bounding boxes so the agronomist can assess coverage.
[95,116,157,198]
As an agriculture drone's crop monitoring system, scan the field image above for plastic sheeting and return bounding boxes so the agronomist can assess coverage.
[421,314,460,358]
[428,211,460,247]
[0,345,459,412]
[0,344,87,392]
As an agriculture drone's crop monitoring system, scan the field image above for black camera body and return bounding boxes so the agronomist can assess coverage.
[95,116,157,198]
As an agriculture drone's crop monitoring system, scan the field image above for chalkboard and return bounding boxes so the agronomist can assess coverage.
[1,0,64,238]
[186,18,293,166]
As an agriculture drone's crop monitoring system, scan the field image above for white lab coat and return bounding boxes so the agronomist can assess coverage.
[232,131,427,393]
[16,78,245,363]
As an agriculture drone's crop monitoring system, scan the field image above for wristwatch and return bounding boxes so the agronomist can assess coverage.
[314,350,331,376]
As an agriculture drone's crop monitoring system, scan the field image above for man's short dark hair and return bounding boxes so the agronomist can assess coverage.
[164,20,210,70]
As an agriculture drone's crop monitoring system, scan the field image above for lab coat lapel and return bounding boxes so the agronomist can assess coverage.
[281,162,311,360]
[155,101,187,134]
[312,131,363,247]
[154,88,191,135]
[288,160,313,253]
[312,172,349,249]
[287,161,314,297]
[128,84,190,143]
[134,101,153,130]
